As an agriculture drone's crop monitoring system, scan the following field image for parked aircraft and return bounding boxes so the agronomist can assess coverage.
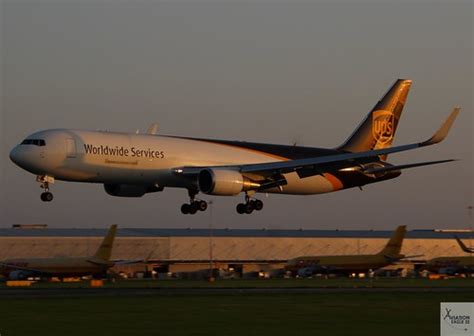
[424,236,474,275]
[0,225,117,280]
[286,225,408,276]
[9,79,459,214]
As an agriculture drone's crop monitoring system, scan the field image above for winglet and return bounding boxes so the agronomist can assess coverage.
[422,107,460,146]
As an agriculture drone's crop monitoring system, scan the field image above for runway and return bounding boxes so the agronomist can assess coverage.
[2,286,473,298]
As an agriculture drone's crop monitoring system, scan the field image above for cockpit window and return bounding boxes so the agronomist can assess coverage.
[21,139,46,146]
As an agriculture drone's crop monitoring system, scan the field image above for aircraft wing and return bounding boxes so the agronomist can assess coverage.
[175,107,459,178]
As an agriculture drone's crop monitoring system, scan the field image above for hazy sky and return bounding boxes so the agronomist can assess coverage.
[1,1,472,230]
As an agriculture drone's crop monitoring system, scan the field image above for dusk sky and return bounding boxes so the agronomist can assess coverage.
[1,1,472,230]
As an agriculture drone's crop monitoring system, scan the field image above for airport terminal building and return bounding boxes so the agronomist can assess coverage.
[0,226,472,277]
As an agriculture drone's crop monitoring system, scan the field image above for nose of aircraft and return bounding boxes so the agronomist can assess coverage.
[9,145,21,166]
[10,144,40,173]
[10,145,33,169]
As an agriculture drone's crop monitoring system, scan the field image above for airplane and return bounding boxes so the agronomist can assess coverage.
[423,236,474,275]
[285,225,408,277]
[0,225,117,280]
[9,79,460,214]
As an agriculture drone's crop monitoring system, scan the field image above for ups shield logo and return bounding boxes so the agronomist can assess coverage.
[372,110,395,145]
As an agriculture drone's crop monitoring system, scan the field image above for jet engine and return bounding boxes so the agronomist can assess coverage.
[104,184,163,197]
[438,267,460,276]
[198,169,260,196]
[9,270,29,280]
[297,266,318,278]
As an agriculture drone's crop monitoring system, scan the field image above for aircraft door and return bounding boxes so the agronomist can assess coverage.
[66,138,77,158]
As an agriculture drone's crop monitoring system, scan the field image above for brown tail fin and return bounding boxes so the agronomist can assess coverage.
[337,79,412,160]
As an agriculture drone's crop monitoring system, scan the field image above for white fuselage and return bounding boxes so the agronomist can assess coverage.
[10,129,341,195]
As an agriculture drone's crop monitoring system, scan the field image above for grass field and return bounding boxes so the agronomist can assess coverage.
[1,278,473,335]
[1,291,473,336]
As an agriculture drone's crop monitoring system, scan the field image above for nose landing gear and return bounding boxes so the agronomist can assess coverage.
[236,194,263,214]
[181,189,208,215]
[37,175,55,202]
[40,191,53,202]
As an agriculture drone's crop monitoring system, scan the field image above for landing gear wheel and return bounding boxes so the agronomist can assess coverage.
[40,192,53,202]
[197,200,208,212]
[181,204,190,214]
[188,202,198,215]
[244,202,254,214]
[181,189,208,215]
[253,199,263,211]
[37,175,55,202]
[236,193,264,214]
[236,203,245,214]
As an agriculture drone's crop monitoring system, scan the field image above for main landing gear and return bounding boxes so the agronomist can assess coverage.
[236,194,263,215]
[181,200,207,215]
[37,175,54,202]
[181,190,208,215]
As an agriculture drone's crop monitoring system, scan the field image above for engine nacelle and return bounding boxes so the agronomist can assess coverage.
[198,169,260,196]
[297,267,316,278]
[438,267,459,276]
[104,184,148,197]
[9,270,29,280]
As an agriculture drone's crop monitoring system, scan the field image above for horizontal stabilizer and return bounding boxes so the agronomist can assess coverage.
[383,255,403,262]
[114,250,154,265]
[86,258,112,266]
[363,159,457,174]
[383,254,424,262]
[113,259,147,265]
[400,254,424,259]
